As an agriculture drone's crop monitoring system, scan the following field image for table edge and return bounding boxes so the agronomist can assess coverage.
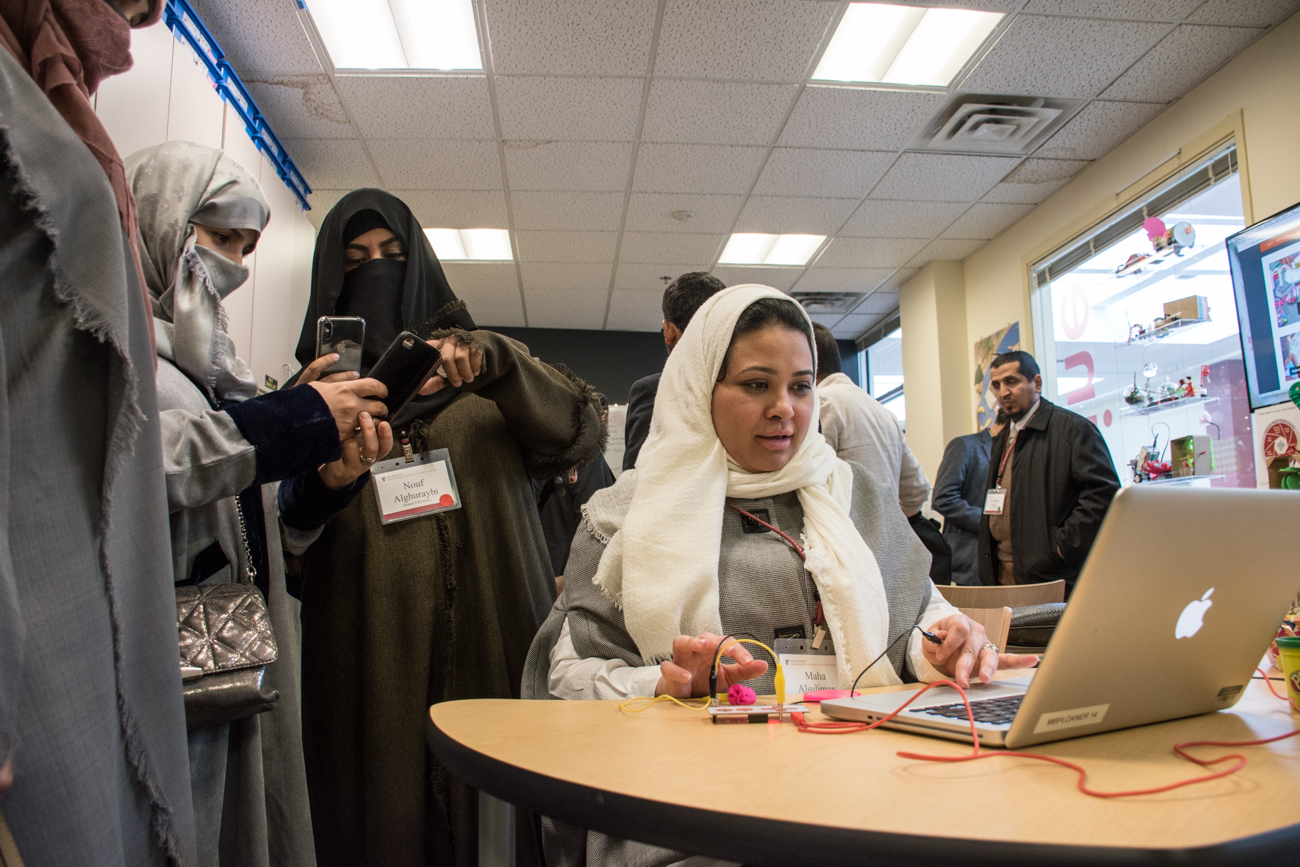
[426,708,1300,867]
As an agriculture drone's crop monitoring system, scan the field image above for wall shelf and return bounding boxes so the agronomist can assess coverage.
[1120,395,1218,417]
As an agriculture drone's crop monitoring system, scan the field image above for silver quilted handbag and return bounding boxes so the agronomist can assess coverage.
[176,499,279,729]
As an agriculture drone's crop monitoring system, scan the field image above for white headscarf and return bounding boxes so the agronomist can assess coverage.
[593,284,900,688]
[126,141,269,403]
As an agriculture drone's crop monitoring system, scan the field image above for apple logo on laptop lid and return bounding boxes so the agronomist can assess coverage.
[1175,588,1214,639]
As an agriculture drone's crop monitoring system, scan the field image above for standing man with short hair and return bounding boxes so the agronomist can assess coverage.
[812,324,950,583]
[622,272,726,470]
[978,350,1120,593]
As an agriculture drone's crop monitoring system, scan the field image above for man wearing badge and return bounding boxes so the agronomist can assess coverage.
[978,351,1120,593]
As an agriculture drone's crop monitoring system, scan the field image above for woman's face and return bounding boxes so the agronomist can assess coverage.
[192,223,259,264]
[711,325,816,474]
[344,227,406,272]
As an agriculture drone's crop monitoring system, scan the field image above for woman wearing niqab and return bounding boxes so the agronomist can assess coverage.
[128,141,392,867]
[0,2,199,865]
[295,188,606,867]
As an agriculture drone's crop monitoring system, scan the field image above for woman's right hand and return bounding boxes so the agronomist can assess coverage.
[655,633,767,699]
[308,378,389,441]
[297,352,360,385]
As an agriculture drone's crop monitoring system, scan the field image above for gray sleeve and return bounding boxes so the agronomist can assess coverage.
[897,430,931,515]
[159,405,257,514]
[0,323,21,764]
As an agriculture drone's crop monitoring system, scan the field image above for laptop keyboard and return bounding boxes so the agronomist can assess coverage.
[919,694,1023,725]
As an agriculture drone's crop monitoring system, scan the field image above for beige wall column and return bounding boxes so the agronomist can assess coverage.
[899,261,970,485]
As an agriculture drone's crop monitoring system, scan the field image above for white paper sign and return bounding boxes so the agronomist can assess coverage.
[371,449,461,524]
[1033,703,1109,735]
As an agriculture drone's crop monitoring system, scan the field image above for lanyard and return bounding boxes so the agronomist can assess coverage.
[994,403,1039,488]
[726,503,824,626]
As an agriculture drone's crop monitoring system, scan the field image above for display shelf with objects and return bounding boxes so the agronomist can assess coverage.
[1120,395,1218,417]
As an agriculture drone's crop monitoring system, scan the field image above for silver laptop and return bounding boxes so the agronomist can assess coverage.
[822,485,1300,749]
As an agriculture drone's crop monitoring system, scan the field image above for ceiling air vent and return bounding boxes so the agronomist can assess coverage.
[792,292,863,315]
[912,93,1083,156]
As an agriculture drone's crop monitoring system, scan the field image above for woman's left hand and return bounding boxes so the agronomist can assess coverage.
[921,613,1039,688]
[418,333,483,395]
[318,411,393,489]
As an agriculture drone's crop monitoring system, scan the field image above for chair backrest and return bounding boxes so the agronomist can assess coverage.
[959,606,1012,651]
[937,580,1066,610]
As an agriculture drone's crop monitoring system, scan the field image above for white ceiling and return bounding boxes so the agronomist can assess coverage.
[191,0,1298,339]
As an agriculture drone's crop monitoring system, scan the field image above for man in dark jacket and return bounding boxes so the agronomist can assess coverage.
[978,351,1120,594]
[933,412,1006,586]
[623,271,726,469]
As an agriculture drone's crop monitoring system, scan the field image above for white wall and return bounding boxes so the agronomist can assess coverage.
[96,22,317,391]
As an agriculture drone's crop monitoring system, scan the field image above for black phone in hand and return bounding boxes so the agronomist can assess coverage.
[367,332,442,420]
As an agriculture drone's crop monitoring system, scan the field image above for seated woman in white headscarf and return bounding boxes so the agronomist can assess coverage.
[522,284,1036,867]
[127,141,394,867]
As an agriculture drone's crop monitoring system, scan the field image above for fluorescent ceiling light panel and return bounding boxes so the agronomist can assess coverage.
[719,233,826,266]
[307,0,482,70]
[814,3,1002,87]
[424,228,512,261]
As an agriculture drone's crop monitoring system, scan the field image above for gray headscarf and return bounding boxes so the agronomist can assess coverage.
[126,141,269,403]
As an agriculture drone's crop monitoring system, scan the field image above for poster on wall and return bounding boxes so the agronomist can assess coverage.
[973,322,1020,430]
[1252,399,1300,488]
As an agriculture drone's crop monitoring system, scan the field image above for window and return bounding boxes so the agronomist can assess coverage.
[865,328,905,428]
[1030,145,1253,487]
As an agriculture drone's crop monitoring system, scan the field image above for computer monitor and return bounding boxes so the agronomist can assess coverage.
[1226,198,1300,410]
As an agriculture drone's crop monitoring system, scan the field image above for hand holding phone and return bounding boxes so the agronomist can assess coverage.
[368,332,443,419]
[316,316,365,375]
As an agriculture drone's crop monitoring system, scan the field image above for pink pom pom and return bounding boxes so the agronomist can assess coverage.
[727,684,756,706]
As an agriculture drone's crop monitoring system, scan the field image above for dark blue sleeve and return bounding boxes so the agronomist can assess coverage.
[223,384,341,485]
[279,467,370,532]
[932,437,982,534]
[623,373,659,471]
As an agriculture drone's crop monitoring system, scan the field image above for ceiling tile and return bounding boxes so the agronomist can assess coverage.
[496,76,643,141]
[982,158,1089,203]
[791,268,894,294]
[515,230,618,262]
[832,312,882,338]
[817,238,928,269]
[520,261,613,291]
[1034,100,1165,160]
[305,189,346,227]
[368,138,502,189]
[525,289,610,329]
[606,289,666,332]
[484,0,658,75]
[510,191,627,230]
[633,143,767,194]
[653,0,837,81]
[908,238,986,267]
[840,200,968,238]
[1189,0,1300,26]
[869,154,1020,202]
[960,15,1169,98]
[507,141,633,191]
[779,87,946,151]
[1100,24,1262,103]
[443,262,519,294]
[754,148,895,198]
[624,193,744,233]
[244,76,351,139]
[619,232,724,264]
[282,138,378,189]
[734,196,859,235]
[808,313,844,328]
[711,266,801,291]
[939,203,1034,240]
[614,262,713,291]
[920,0,1017,9]
[392,190,509,228]
[190,0,321,75]
[859,289,901,314]
[1024,0,1201,17]
[641,81,796,146]
[335,76,495,139]
[880,270,917,291]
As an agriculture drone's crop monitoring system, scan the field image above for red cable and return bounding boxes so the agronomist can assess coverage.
[793,670,1300,798]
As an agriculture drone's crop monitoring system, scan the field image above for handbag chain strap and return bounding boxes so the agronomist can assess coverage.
[232,495,258,586]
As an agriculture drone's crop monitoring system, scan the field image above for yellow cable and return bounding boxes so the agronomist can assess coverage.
[618,694,711,713]
[715,637,785,708]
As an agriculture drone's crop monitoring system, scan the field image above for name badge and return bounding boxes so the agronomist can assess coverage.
[983,488,1006,515]
[371,448,462,525]
[774,637,839,697]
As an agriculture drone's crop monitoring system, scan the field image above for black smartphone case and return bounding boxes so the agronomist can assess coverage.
[368,331,442,420]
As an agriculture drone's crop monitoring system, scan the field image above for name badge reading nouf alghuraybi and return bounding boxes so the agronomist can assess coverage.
[371,448,462,525]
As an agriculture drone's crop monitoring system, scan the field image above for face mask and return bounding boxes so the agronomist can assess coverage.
[192,243,250,300]
[336,257,407,369]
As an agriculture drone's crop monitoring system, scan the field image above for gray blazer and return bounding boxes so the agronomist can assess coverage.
[931,429,992,586]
